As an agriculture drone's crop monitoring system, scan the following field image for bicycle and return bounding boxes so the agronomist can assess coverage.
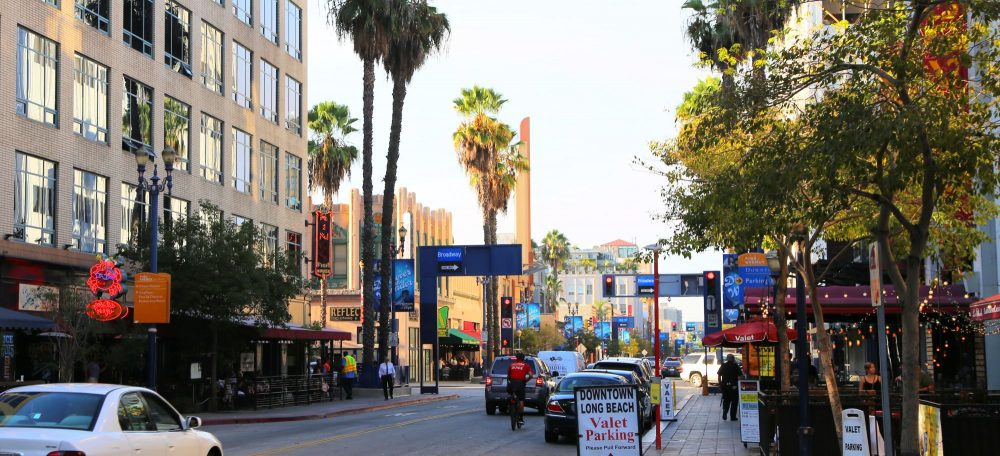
[509,393,523,430]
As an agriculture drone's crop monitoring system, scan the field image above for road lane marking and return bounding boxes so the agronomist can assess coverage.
[249,408,476,456]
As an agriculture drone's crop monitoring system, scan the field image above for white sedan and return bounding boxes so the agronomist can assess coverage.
[0,383,223,456]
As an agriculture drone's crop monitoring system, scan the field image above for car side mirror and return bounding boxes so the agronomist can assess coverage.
[185,416,202,429]
[551,371,559,378]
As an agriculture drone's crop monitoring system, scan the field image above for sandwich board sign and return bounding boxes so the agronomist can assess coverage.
[842,408,871,456]
[576,384,642,455]
[660,379,676,421]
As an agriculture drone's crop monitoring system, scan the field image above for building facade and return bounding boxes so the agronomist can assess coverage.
[0,0,309,382]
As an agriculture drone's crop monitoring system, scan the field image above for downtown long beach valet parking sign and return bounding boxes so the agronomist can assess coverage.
[576,384,642,456]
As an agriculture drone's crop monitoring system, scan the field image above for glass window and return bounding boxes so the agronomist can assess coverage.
[284,76,301,134]
[0,392,103,431]
[117,393,153,432]
[73,169,108,253]
[73,54,109,143]
[42,0,59,7]
[164,97,190,171]
[232,128,252,193]
[13,153,57,246]
[261,0,278,44]
[163,196,189,230]
[285,1,301,60]
[232,215,251,226]
[75,0,110,34]
[234,0,252,26]
[333,242,348,276]
[165,0,192,77]
[200,22,224,95]
[199,113,223,184]
[123,0,154,57]
[284,153,302,211]
[233,42,252,109]
[120,183,148,247]
[16,27,59,126]
[259,222,278,258]
[140,393,181,432]
[260,60,279,123]
[286,230,302,259]
[259,141,278,204]
[122,76,153,154]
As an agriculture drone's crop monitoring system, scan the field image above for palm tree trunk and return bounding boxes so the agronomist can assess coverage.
[482,211,493,364]
[361,57,378,375]
[321,280,328,327]
[487,210,500,356]
[378,76,408,364]
[801,244,843,447]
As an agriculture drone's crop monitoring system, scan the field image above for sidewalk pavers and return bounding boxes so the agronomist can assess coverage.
[646,391,757,456]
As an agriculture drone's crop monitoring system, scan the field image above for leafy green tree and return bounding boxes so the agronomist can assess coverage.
[122,203,302,410]
[325,0,392,371]
[543,274,564,315]
[377,1,449,363]
[308,101,359,326]
[541,230,570,274]
[592,300,610,322]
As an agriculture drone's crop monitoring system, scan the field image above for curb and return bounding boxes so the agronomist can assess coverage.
[202,394,460,426]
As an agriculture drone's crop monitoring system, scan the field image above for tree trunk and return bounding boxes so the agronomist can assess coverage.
[209,322,219,412]
[378,76,408,364]
[774,244,791,392]
[802,244,844,447]
[361,57,377,374]
[899,260,922,456]
[487,210,500,356]
[483,212,493,365]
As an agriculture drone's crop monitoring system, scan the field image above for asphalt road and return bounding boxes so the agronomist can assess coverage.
[205,385,578,456]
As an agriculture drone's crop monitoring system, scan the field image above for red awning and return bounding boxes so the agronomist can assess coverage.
[971,293,1000,322]
[459,328,481,341]
[260,327,352,341]
[702,318,797,348]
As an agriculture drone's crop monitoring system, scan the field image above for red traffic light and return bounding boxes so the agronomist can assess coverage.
[605,276,613,284]
[502,339,509,347]
[502,297,512,305]
[706,271,715,280]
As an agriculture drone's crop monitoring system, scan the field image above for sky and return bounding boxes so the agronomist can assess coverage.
[307,0,722,274]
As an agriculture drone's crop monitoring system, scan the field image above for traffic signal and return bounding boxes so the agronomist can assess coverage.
[703,270,721,331]
[603,275,615,297]
[501,297,513,318]
[502,339,510,348]
[501,297,513,349]
[586,317,593,330]
[671,321,677,331]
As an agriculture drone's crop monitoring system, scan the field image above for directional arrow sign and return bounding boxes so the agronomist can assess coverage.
[440,264,460,271]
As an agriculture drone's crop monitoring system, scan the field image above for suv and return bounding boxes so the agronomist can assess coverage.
[680,352,742,385]
[484,355,555,415]
[591,357,653,391]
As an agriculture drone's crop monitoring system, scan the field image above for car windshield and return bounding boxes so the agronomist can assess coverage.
[593,362,642,378]
[0,392,104,430]
[491,358,534,375]
[558,376,622,392]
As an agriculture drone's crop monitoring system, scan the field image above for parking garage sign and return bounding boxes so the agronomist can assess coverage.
[576,384,642,456]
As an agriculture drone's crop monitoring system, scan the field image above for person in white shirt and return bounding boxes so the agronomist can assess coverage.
[379,359,397,400]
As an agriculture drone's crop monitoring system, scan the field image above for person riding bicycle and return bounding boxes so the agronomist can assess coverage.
[506,352,533,425]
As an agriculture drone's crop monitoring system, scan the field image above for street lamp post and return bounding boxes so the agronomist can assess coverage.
[134,147,177,391]
[645,243,663,450]
[766,252,782,389]
[389,226,407,366]
[794,242,813,455]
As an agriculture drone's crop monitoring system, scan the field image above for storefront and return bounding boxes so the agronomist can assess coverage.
[0,307,55,386]
[971,294,1000,391]
[439,328,480,380]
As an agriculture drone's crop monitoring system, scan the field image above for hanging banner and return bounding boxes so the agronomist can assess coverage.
[739,380,761,444]
[575,384,642,456]
[723,254,742,328]
[392,259,415,312]
[311,211,332,278]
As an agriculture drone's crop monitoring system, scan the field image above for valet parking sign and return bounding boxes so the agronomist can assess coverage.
[576,384,642,456]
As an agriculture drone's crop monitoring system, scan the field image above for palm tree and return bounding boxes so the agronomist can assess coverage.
[544,274,564,315]
[541,230,570,274]
[377,0,449,363]
[593,300,610,322]
[579,258,597,274]
[325,0,391,370]
[307,101,359,327]
[453,87,524,362]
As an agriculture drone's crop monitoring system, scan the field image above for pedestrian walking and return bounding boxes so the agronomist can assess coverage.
[379,358,396,400]
[718,354,740,421]
[342,352,357,399]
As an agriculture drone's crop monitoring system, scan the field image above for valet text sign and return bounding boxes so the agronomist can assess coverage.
[575,384,641,456]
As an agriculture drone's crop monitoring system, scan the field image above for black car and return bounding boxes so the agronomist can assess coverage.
[544,372,629,443]
[661,358,682,377]
[583,369,653,430]
[591,358,652,391]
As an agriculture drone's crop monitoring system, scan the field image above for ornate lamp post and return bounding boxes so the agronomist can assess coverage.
[134,146,177,391]
[388,226,407,364]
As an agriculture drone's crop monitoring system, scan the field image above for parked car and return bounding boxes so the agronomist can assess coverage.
[591,357,653,390]
[484,355,556,415]
[661,357,683,377]
[680,352,742,385]
[543,372,630,443]
[0,383,223,456]
[583,369,653,430]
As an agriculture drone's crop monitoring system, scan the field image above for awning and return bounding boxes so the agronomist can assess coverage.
[702,318,797,348]
[971,293,1000,322]
[440,328,480,348]
[260,326,352,341]
[0,307,55,331]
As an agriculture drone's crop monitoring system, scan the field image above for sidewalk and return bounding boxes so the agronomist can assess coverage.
[645,392,757,456]
[199,389,459,426]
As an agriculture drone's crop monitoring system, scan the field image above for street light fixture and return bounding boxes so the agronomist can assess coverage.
[134,146,177,391]
[389,225,407,365]
[644,243,663,450]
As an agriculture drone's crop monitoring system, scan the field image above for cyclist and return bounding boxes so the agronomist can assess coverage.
[506,352,533,426]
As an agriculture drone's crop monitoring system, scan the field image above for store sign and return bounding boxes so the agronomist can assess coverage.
[86,299,128,321]
[575,384,642,456]
[18,284,59,312]
[739,380,761,444]
[312,211,332,278]
[86,256,128,321]
[330,307,361,321]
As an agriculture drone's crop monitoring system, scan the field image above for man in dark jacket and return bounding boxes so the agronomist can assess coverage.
[717,354,741,421]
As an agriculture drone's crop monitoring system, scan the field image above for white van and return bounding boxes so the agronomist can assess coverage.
[537,351,585,380]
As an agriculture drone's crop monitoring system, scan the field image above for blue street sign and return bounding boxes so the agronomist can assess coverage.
[636,275,655,296]
[436,247,465,274]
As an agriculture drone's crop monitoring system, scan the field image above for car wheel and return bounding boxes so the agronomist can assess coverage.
[208,448,222,456]
[689,372,702,386]
[544,429,559,443]
[485,400,496,415]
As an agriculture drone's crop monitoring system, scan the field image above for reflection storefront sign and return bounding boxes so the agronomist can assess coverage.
[330,307,361,321]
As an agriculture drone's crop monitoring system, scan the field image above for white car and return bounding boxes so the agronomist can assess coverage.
[680,352,742,385]
[0,383,223,456]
